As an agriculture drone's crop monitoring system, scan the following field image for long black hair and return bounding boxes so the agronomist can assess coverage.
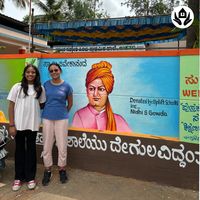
[21,64,42,99]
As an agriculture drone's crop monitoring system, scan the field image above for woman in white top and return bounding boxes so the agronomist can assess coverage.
[7,64,46,191]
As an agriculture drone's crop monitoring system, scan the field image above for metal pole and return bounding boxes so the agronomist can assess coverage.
[28,0,32,53]
[31,8,34,53]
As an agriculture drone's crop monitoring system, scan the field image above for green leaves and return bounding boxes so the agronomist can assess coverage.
[122,0,178,16]
[30,0,107,22]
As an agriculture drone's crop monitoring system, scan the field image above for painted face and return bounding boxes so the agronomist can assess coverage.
[49,65,61,79]
[25,67,36,84]
[87,78,108,111]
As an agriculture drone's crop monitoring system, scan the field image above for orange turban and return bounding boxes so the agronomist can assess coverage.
[86,61,116,131]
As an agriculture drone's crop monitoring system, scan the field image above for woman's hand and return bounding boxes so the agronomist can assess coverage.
[8,101,16,138]
[9,126,16,138]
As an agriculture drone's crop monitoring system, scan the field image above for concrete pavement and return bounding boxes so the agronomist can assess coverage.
[0,160,198,200]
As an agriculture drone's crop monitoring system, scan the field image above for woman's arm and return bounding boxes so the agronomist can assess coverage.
[8,101,15,125]
[39,86,46,109]
[8,101,17,137]
[67,94,73,112]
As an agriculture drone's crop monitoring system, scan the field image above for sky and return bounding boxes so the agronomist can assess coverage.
[1,0,133,21]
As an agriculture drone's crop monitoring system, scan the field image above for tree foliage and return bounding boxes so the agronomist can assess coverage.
[31,0,66,21]
[23,0,108,22]
[122,0,187,16]
[186,0,199,48]
[68,0,108,20]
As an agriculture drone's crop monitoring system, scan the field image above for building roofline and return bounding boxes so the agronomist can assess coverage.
[0,13,28,32]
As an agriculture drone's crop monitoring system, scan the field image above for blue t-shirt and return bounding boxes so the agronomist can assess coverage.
[42,80,73,120]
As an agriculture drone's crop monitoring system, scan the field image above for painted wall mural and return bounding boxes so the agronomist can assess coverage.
[0,58,39,123]
[39,56,180,138]
[0,58,26,122]
[0,52,199,144]
[0,51,199,189]
[179,56,199,144]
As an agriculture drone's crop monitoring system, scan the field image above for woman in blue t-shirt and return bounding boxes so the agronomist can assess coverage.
[42,63,73,186]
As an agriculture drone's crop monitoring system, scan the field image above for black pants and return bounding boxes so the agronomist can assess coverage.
[15,130,37,182]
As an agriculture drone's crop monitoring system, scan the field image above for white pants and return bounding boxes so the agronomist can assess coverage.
[42,119,68,168]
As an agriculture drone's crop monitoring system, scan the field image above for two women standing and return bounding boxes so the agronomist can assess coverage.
[7,63,73,190]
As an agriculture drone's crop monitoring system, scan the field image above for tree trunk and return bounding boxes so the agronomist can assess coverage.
[186,0,199,48]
